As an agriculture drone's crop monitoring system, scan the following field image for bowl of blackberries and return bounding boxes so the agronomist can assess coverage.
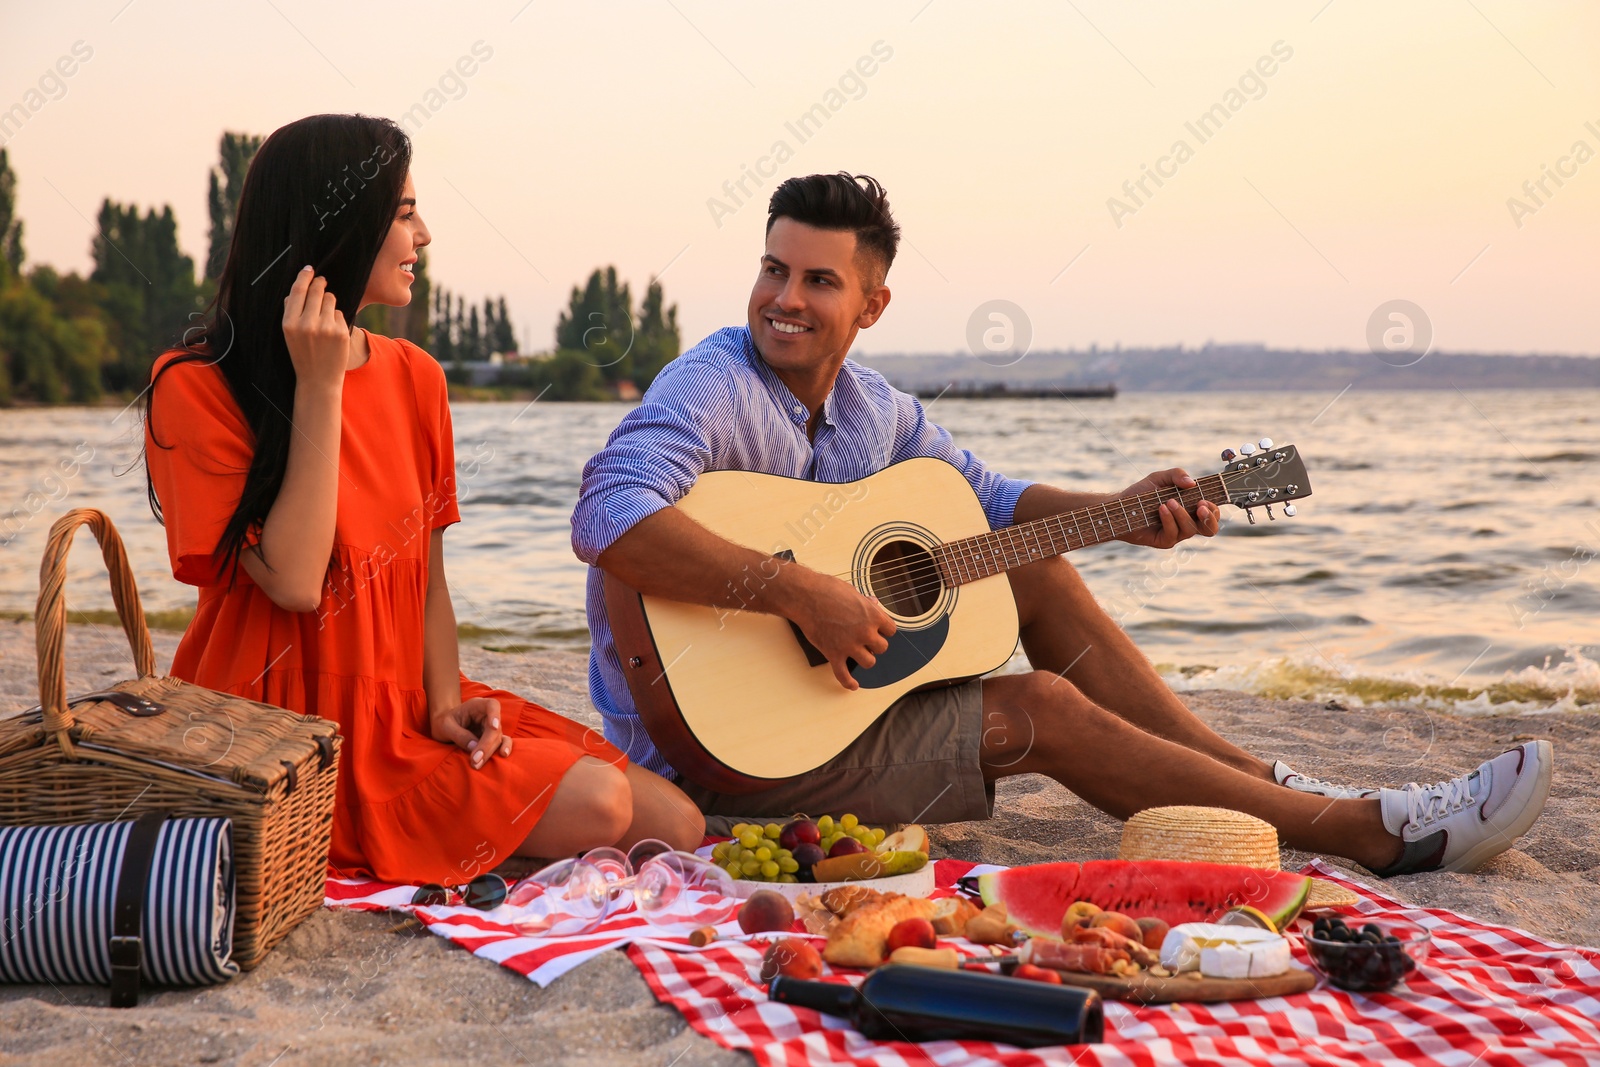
[1305,916,1430,993]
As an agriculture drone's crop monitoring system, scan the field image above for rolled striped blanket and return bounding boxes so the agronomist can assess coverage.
[0,817,238,991]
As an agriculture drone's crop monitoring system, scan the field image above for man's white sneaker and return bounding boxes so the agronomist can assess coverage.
[1273,760,1380,800]
[1371,740,1554,876]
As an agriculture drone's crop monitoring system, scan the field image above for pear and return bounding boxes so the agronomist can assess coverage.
[811,849,929,883]
[877,823,930,855]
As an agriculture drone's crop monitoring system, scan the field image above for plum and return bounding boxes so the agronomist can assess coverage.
[791,842,826,882]
[779,818,821,851]
[828,837,867,858]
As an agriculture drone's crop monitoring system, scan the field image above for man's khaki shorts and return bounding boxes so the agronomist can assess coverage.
[674,680,994,832]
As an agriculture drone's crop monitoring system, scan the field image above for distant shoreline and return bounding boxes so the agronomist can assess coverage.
[4,347,1597,409]
[860,348,1600,393]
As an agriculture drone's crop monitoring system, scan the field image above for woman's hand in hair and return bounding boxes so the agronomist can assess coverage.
[282,265,351,388]
[430,695,511,770]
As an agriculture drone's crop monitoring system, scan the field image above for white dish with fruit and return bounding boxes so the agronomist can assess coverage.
[701,815,935,901]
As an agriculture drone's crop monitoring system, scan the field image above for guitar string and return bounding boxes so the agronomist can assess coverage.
[827,480,1212,598]
[842,482,1211,602]
[856,466,1281,599]
[860,461,1294,599]
[824,463,1291,601]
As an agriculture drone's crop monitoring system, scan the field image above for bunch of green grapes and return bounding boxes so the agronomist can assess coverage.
[710,822,801,882]
[816,813,887,855]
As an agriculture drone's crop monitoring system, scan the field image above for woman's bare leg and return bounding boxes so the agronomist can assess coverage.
[513,756,704,860]
[617,762,706,853]
[513,756,634,860]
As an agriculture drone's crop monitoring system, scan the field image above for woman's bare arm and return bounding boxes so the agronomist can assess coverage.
[239,267,347,610]
[422,528,506,767]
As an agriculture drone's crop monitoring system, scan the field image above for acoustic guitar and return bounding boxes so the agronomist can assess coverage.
[604,442,1312,793]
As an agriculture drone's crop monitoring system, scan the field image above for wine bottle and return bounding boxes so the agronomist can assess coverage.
[768,964,1104,1048]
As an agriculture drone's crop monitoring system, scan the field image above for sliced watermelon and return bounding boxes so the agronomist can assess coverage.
[976,860,1311,936]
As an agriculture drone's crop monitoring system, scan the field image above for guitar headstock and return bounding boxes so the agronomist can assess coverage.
[1216,439,1312,523]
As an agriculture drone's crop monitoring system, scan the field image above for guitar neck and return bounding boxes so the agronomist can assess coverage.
[934,473,1228,586]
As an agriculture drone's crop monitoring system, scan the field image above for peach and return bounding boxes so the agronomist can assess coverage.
[886,917,938,953]
[1135,917,1170,952]
[738,890,796,935]
[1089,911,1143,942]
[760,937,823,982]
[1060,901,1103,936]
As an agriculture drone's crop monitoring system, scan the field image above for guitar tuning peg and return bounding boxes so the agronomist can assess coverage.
[1258,437,1274,450]
[1265,504,1275,520]
[1245,508,1257,525]
[1283,503,1297,517]
[1240,442,1256,456]
[1220,448,1237,461]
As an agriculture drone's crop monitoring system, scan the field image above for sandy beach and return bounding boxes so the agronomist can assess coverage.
[1,619,1596,1067]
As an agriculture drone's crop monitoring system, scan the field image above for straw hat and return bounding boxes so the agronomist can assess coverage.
[1119,805,1359,911]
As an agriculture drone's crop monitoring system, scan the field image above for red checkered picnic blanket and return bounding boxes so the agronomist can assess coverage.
[326,858,1600,1064]
[627,860,1600,1066]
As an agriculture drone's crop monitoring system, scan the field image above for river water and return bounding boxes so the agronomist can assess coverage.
[2,388,1596,714]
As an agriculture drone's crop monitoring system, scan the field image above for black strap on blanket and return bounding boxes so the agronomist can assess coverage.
[109,812,167,1008]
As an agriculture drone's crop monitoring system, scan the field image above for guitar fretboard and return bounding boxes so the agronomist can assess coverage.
[933,473,1228,586]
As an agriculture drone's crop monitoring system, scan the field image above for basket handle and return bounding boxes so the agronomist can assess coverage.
[36,509,157,737]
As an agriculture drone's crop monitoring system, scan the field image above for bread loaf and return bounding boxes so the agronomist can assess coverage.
[822,895,938,968]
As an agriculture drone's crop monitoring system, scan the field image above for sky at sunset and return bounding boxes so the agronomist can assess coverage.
[3,0,1596,357]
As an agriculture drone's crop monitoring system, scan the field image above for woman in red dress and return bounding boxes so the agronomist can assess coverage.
[144,114,704,885]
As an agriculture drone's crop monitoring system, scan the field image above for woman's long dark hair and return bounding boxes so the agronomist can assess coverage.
[146,114,411,580]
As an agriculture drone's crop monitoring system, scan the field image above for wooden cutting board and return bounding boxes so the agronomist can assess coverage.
[1050,965,1317,1004]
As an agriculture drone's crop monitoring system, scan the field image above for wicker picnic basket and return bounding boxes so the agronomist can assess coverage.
[0,509,342,970]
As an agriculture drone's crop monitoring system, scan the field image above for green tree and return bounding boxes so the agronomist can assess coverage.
[1,268,109,404]
[0,151,110,404]
[554,267,678,389]
[453,295,466,373]
[508,349,607,399]
[493,295,516,353]
[632,277,680,388]
[0,149,22,277]
[430,284,454,362]
[555,266,633,381]
[205,132,262,282]
[90,199,201,391]
[466,303,482,362]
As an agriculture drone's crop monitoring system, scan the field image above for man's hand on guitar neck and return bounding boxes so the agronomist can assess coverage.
[597,506,895,691]
[1012,470,1221,552]
[1113,468,1221,548]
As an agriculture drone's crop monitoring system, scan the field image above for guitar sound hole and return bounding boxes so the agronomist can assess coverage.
[867,540,943,618]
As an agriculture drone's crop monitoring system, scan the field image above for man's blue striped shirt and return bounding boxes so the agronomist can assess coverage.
[571,325,1033,778]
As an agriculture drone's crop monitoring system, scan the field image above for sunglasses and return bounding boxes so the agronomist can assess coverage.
[410,872,509,911]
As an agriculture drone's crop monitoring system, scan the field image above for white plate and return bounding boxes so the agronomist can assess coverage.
[744,864,937,902]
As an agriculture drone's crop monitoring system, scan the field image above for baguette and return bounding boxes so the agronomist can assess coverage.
[929,896,980,936]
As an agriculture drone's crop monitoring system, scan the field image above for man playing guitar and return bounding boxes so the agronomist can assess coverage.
[571,173,1550,877]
